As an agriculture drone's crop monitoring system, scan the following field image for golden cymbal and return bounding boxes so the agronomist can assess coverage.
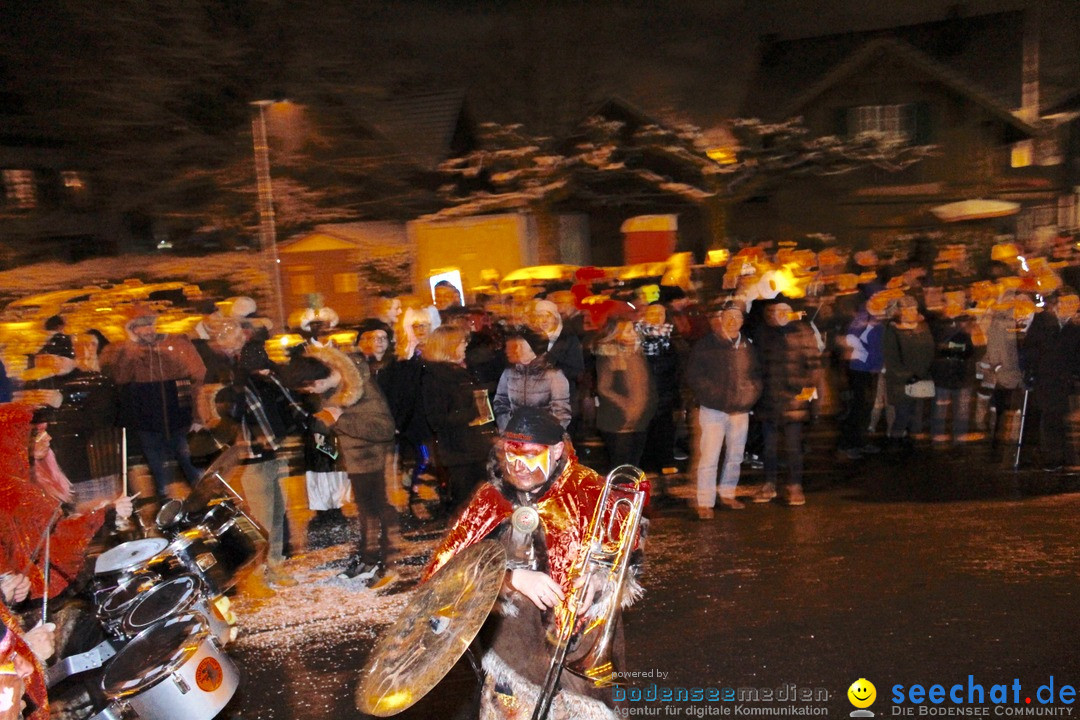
[355,540,506,716]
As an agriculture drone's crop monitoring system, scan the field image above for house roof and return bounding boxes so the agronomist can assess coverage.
[363,90,472,171]
[742,11,1025,119]
[783,37,1037,141]
[281,221,410,256]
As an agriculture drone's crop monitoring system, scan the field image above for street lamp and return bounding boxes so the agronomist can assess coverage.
[251,99,288,332]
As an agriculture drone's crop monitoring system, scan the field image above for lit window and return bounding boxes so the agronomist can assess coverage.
[333,272,359,294]
[3,169,36,209]
[706,147,737,165]
[1011,140,1033,168]
[853,105,905,138]
[290,274,316,295]
[61,171,85,191]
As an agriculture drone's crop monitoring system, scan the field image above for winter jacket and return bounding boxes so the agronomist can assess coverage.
[929,315,975,390]
[845,312,885,373]
[422,361,495,467]
[685,332,762,414]
[335,368,396,477]
[493,358,571,430]
[981,310,1024,390]
[1023,311,1080,399]
[883,322,935,405]
[101,334,206,434]
[594,347,657,433]
[754,321,821,423]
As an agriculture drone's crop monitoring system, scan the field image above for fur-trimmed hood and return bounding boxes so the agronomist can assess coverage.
[303,343,365,408]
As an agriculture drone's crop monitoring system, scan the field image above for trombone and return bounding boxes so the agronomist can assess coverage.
[531,464,647,720]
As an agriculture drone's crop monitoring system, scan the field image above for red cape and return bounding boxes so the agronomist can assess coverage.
[0,603,47,720]
[423,452,648,629]
[0,404,105,599]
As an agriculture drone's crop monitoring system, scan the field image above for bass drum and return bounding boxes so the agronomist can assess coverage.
[102,614,238,720]
[120,575,232,646]
[195,500,267,586]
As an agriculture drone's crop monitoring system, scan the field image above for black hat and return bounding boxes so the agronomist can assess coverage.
[356,318,392,338]
[502,407,565,445]
[39,333,75,359]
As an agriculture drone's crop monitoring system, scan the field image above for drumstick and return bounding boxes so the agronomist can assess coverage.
[41,526,51,625]
[121,428,128,498]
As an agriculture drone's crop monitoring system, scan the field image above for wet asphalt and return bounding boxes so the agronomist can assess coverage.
[223,440,1080,720]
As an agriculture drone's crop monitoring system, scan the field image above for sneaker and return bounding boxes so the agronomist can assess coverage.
[337,554,368,580]
[264,564,298,587]
[718,496,745,510]
[695,506,714,520]
[751,484,777,503]
[355,562,386,588]
[781,485,806,507]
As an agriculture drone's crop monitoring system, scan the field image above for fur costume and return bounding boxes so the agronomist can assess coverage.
[423,445,647,718]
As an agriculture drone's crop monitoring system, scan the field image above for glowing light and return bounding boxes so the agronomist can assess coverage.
[373,689,412,711]
[706,147,737,165]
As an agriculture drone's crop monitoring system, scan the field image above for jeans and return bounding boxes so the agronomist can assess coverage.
[763,420,804,487]
[234,457,288,565]
[931,386,972,442]
[693,406,749,507]
[137,428,201,497]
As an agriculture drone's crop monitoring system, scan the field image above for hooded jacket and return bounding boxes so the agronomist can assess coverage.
[493,357,571,431]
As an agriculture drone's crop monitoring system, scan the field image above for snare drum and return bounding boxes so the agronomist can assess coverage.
[93,538,169,592]
[102,614,238,720]
[120,575,231,646]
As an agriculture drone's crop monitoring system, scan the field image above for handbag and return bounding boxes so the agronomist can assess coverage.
[905,378,936,398]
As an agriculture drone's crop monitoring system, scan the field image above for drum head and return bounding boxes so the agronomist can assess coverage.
[103,615,209,698]
[95,539,169,575]
[124,576,200,635]
[155,499,184,529]
[100,573,160,616]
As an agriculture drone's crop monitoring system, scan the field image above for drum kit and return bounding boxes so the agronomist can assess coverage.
[48,445,267,720]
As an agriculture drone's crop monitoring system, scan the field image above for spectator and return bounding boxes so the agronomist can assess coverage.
[355,318,395,376]
[980,294,1029,456]
[37,315,72,360]
[838,290,887,458]
[1022,290,1080,470]
[100,306,206,498]
[594,317,657,470]
[883,295,935,451]
[636,303,683,473]
[685,300,762,516]
[493,329,571,431]
[929,295,976,446]
[531,299,585,427]
[752,298,821,506]
[421,326,496,509]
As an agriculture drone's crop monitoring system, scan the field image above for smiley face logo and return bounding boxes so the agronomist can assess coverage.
[848,678,876,709]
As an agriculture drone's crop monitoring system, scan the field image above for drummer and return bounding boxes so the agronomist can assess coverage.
[0,403,134,603]
[423,407,648,719]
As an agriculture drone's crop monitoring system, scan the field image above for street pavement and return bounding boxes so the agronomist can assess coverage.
[219,440,1080,720]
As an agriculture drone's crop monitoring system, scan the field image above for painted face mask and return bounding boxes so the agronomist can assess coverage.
[503,441,553,489]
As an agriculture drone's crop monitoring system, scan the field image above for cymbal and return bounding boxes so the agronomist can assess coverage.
[355,540,507,716]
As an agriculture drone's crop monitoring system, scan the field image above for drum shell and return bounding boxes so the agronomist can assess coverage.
[119,576,231,646]
[103,616,238,720]
[202,514,266,583]
[157,529,233,597]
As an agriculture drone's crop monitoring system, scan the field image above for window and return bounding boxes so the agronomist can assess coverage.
[290,274,316,296]
[853,105,905,137]
[844,104,931,143]
[61,171,85,191]
[1011,140,1033,168]
[333,272,359,294]
[3,169,36,209]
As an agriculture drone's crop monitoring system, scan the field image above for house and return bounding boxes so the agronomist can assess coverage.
[278,221,411,324]
[734,11,1066,248]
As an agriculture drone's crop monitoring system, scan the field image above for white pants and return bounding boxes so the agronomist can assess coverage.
[694,407,750,508]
